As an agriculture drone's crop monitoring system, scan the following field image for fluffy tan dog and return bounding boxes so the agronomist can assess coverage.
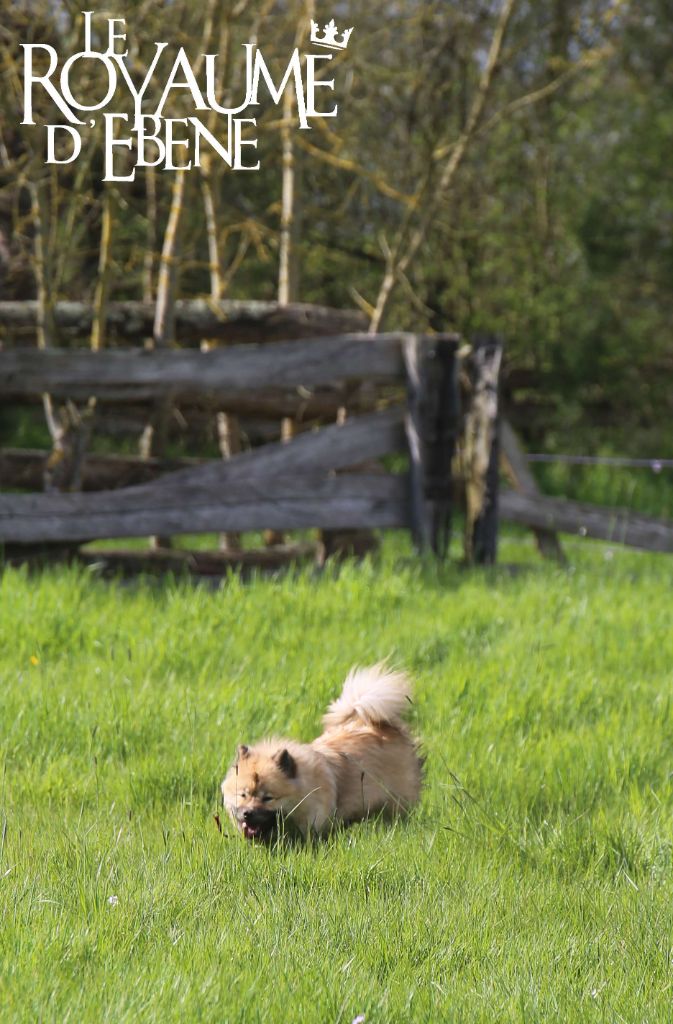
[221,663,422,841]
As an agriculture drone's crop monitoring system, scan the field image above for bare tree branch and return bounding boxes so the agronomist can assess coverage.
[369,0,517,333]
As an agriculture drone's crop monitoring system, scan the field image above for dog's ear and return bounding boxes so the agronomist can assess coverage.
[236,744,250,761]
[275,748,297,778]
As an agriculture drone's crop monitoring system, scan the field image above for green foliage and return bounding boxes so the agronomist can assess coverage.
[1,1,671,455]
[2,535,673,1020]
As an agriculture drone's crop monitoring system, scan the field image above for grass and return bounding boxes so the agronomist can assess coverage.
[2,532,673,1022]
[534,460,673,520]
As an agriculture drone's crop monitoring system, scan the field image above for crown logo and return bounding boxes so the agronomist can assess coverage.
[310,18,353,51]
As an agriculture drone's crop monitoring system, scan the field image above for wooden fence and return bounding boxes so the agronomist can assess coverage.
[1,323,501,568]
[5,296,664,571]
[0,299,365,347]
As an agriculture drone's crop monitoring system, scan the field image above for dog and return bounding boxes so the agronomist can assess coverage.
[221,663,422,841]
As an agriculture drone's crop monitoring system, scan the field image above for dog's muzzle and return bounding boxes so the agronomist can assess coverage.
[238,808,277,841]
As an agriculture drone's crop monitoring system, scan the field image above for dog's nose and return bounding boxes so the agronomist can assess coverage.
[242,809,252,822]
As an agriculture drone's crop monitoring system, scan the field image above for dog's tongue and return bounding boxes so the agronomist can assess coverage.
[242,823,260,840]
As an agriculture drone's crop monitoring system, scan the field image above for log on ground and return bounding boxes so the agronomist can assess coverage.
[77,543,318,578]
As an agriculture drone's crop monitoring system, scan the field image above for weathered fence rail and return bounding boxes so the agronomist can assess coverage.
[0,448,202,491]
[0,334,411,400]
[2,305,667,567]
[0,474,408,545]
[500,490,673,553]
[2,387,372,422]
[0,299,365,346]
[0,335,479,559]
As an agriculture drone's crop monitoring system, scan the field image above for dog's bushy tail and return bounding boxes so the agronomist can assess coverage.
[322,663,413,730]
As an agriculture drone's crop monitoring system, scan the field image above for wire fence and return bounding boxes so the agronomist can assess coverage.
[526,455,673,472]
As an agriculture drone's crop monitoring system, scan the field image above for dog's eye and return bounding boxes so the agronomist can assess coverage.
[261,795,273,803]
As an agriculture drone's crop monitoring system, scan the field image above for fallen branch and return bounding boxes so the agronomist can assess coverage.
[78,543,318,577]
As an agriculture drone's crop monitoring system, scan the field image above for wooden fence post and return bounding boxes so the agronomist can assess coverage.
[403,334,459,557]
[463,335,503,565]
[402,335,431,552]
[426,336,460,558]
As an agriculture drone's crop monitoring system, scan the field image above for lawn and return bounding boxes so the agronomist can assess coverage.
[1,532,673,1022]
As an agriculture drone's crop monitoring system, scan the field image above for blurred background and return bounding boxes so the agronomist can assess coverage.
[1,0,672,521]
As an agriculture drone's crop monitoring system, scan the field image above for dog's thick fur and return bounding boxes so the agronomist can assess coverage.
[221,664,422,841]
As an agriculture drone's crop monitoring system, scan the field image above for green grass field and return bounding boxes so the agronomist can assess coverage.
[2,533,673,1022]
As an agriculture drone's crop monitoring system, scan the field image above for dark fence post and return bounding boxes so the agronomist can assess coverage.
[463,335,503,565]
[403,334,459,557]
[402,335,431,552]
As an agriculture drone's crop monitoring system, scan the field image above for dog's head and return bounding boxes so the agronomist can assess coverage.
[221,743,298,842]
